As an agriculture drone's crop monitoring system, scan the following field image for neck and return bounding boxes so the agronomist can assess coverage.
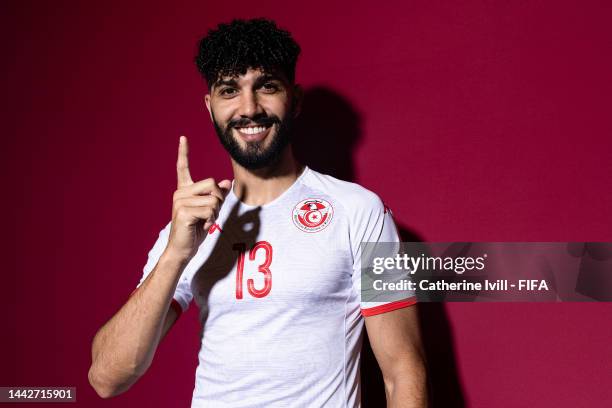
[231,147,304,206]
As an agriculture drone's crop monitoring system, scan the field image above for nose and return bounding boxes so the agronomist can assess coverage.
[236,89,262,118]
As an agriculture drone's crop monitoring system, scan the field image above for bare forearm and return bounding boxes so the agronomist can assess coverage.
[385,360,428,408]
[88,250,187,397]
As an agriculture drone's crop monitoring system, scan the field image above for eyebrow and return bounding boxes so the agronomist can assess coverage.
[253,73,283,87]
[215,78,238,88]
[214,73,284,91]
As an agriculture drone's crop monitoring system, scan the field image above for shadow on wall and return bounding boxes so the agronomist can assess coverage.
[293,86,465,408]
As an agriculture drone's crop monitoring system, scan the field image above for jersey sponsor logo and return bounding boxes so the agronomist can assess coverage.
[292,198,334,233]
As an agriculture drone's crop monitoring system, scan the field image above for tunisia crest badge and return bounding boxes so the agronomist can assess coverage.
[292,198,334,233]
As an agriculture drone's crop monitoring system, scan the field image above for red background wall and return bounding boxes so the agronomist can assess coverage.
[3,1,611,406]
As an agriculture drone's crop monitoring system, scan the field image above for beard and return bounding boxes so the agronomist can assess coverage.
[212,109,294,170]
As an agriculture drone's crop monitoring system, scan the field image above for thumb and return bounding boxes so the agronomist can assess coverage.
[218,179,232,199]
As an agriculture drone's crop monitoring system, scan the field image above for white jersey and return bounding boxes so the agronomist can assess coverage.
[138,166,417,407]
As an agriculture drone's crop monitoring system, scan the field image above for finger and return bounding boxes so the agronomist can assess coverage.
[173,178,215,200]
[177,136,193,188]
[174,195,219,209]
[218,179,232,199]
[176,206,215,226]
[203,219,216,231]
[182,178,225,201]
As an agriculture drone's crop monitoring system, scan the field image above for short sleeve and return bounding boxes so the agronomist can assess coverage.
[350,195,417,317]
[134,221,193,314]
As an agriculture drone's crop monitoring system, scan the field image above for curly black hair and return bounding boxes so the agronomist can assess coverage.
[194,18,301,90]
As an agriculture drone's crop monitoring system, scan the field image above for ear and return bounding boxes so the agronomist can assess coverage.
[204,94,213,121]
[291,84,304,118]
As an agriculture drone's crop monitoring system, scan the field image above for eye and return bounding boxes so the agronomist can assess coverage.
[220,87,237,97]
[260,82,280,93]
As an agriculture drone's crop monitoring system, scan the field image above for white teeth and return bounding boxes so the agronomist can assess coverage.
[238,126,266,135]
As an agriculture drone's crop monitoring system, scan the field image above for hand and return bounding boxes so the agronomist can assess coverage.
[166,136,231,261]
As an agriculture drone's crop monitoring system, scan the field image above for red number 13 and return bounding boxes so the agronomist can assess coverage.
[233,241,273,299]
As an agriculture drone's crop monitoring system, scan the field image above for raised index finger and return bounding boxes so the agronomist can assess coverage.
[177,135,193,188]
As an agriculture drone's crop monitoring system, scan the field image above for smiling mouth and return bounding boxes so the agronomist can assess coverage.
[234,125,271,135]
[233,124,273,141]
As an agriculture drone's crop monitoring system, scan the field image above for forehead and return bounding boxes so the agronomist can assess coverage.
[212,67,287,88]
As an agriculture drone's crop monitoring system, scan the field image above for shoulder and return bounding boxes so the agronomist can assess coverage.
[301,167,386,218]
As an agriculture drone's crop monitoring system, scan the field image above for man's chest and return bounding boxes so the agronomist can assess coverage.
[185,210,353,314]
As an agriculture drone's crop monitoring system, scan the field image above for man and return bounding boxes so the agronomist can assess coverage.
[88,18,427,407]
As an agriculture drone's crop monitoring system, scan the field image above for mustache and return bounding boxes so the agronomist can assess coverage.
[228,115,280,129]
